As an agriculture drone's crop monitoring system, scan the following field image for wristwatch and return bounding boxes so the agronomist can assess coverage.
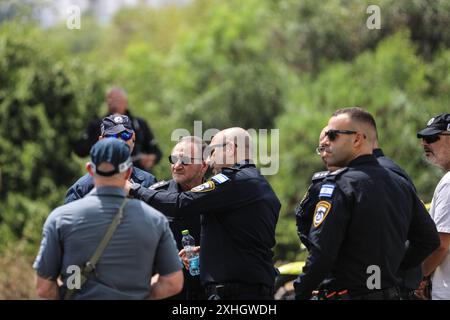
[129,182,142,198]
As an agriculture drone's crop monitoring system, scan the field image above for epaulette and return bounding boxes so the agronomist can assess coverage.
[149,180,170,190]
[221,167,240,175]
[311,171,329,182]
[324,167,348,181]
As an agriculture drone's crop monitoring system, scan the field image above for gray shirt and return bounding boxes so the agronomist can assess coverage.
[33,186,181,299]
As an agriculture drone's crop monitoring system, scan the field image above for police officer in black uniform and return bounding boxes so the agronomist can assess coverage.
[296,126,338,250]
[296,123,423,299]
[152,136,208,299]
[294,107,440,300]
[127,128,281,300]
[65,114,156,204]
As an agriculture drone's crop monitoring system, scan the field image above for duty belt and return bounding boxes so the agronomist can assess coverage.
[206,283,274,300]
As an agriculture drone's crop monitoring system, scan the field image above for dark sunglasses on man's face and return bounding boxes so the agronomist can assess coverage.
[423,133,450,144]
[105,131,133,141]
[169,155,202,165]
[325,129,357,141]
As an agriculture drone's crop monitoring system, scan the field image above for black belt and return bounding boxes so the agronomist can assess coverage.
[206,283,274,300]
[351,287,400,300]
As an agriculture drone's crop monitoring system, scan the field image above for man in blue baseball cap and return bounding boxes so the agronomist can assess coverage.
[34,138,183,299]
[64,114,157,204]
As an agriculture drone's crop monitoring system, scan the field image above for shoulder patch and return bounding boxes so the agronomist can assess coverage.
[319,184,335,198]
[191,181,216,193]
[149,180,170,190]
[313,201,332,227]
[312,171,329,182]
[211,173,230,185]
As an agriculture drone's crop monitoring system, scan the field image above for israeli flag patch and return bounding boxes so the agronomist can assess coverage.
[319,184,335,198]
[211,173,230,185]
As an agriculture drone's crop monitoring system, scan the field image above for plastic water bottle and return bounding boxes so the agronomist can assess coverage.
[181,230,200,276]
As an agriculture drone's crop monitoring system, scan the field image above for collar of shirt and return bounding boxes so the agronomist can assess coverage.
[347,154,378,167]
[372,148,385,158]
[232,159,255,170]
[89,186,127,198]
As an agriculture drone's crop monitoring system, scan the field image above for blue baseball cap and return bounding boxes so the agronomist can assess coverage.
[101,114,134,136]
[90,138,132,176]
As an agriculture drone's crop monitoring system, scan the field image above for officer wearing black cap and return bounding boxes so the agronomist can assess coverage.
[294,107,440,300]
[65,114,156,204]
[127,127,280,300]
[34,139,183,299]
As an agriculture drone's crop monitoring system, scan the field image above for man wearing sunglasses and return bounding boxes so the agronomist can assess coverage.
[65,114,156,204]
[294,107,439,300]
[417,113,450,300]
[127,127,281,300]
[147,136,208,300]
[297,121,423,299]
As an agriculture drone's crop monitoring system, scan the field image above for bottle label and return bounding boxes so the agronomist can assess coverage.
[189,256,200,276]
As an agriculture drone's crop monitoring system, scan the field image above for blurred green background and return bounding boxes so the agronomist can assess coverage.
[0,0,449,298]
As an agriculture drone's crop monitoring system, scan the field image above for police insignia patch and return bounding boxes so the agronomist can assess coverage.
[313,201,332,227]
[191,181,215,193]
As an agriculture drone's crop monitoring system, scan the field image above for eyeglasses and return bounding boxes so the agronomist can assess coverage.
[422,133,450,144]
[325,129,357,141]
[168,155,202,165]
[105,131,133,141]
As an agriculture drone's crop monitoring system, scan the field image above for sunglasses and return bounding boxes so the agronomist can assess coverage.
[169,155,202,165]
[105,131,133,141]
[422,133,450,144]
[325,129,358,141]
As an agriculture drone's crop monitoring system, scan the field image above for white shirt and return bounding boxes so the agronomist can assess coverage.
[430,171,450,300]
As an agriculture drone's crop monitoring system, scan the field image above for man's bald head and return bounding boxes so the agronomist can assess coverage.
[208,127,253,174]
[106,87,128,115]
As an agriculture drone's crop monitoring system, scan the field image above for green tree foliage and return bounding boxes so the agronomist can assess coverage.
[0,22,106,253]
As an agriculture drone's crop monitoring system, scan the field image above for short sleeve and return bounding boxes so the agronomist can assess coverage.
[32,212,63,279]
[432,182,450,234]
[153,219,183,276]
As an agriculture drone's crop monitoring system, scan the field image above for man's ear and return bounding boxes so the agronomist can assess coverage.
[353,132,365,148]
[201,160,208,175]
[86,162,95,176]
[125,167,132,180]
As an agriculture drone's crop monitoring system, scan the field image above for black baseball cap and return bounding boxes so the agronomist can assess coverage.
[101,114,134,136]
[90,138,132,176]
[417,113,450,138]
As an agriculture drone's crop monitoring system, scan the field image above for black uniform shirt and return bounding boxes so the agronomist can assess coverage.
[294,154,439,299]
[149,179,202,251]
[135,160,281,288]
